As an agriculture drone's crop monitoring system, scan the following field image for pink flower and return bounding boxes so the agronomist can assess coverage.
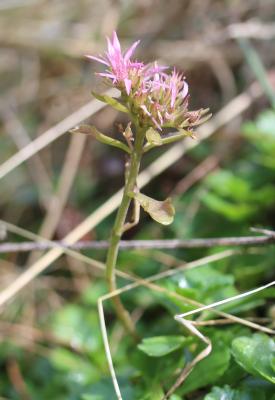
[134,66,190,131]
[86,31,143,95]
[168,68,188,108]
[87,32,210,133]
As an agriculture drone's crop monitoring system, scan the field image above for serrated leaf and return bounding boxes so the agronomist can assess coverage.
[91,91,128,113]
[138,336,187,357]
[133,192,175,225]
[146,128,162,146]
[232,333,275,384]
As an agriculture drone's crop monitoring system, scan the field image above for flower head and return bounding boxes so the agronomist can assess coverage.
[86,31,143,95]
[132,65,191,131]
[87,32,210,133]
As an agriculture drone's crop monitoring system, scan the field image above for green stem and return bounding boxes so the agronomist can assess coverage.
[105,127,144,340]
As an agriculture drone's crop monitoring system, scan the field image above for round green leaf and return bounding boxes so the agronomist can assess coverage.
[138,335,186,357]
[232,334,275,384]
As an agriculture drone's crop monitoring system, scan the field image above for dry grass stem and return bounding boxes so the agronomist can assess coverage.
[0,88,117,181]
[1,233,274,253]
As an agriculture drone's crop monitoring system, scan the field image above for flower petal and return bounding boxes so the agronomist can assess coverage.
[140,105,151,116]
[124,40,140,62]
[85,55,109,66]
[107,37,115,57]
[182,81,189,99]
[98,72,117,80]
[124,78,132,95]
[111,31,121,53]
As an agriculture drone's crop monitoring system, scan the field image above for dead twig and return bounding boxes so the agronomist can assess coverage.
[0,232,274,253]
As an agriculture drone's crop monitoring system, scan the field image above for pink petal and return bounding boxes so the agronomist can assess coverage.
[171,89,177,107]
[130,61,144,67]
[124,40,140,62]
[145,63,168,77]
[105,51,116,68]
[112,31,121,53]
[107,37,115,57]
[98,72,116,80]
[140,105,151,116]
[182,81,189,99]
[85,55,109,66]
[124,78,132,95]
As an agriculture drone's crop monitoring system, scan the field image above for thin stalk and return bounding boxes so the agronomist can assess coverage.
[105,127,144,340]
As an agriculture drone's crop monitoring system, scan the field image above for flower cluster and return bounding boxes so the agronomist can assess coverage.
[87,32,209,133]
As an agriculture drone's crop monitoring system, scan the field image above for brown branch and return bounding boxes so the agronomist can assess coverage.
[0,232,275,253]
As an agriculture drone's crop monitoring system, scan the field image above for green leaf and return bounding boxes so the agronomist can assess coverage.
[204,385,235,400]
[50,304,102,356]
[133,192,175,225]
[180,337,231,395]
[71,124,130,153]
[202,192,257,221]
[138,384,164,399]
[231,333,275,384]
[49,348,98,383]
[204,385,268,400]
[82,395,103,400]
[138,335,186,357]
[146,128,162,146]
[143,129,191,152]
[204,379,275,400]
[205,171,251,201]
[87,377,134,400]
[185,265,235,290]
[140,390,181,400]
[242,110,275,159]
[91,91,129,113]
